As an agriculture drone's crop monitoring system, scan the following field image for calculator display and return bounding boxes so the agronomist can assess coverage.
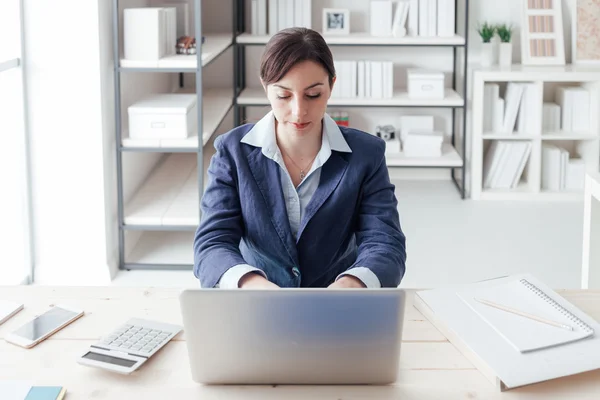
[82,351,137,367]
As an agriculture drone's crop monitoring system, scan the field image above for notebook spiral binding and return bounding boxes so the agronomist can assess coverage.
[520,279,595,333]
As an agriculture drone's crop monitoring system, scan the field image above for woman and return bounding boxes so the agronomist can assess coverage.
[194,28,406,289]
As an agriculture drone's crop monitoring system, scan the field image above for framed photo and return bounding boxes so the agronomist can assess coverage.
[521,0,566,65]
[572,0,600,65]
[322,9,350,35]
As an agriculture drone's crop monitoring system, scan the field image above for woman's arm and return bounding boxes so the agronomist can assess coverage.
[342,152,407,287]
[193,136,272,288]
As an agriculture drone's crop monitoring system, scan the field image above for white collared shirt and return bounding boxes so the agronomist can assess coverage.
[218,111,381,289]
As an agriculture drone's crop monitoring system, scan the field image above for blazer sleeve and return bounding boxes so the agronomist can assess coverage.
[350,150,407,287]
[193,136,251,288]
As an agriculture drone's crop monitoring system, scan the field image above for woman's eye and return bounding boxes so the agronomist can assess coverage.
[307,93,321,99]
[276,94,290,100]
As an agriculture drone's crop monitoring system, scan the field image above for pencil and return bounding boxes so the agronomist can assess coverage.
[474,298,574,331]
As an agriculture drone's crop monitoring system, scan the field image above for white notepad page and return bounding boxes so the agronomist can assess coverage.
[457,278,595,353]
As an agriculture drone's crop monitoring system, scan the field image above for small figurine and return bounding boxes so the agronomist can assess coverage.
[176,36,204,55]
[375,125,395,141]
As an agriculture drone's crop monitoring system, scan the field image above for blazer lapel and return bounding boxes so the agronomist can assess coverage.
[297,153,348,240]
[247,148,299,265]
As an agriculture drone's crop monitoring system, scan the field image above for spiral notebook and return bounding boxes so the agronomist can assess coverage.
[457,278,595,353]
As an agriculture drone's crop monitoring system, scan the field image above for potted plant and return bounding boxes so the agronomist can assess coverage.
[477,22,496,66]
[496,24,513,67]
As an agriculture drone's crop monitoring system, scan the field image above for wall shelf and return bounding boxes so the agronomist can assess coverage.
[236,32,466,46]
[237,87,464,108]
[471,68,600,200]
[126,231,194,266]
[386,144,463,168]
[124,154,199,227]
[121,88,233,151]
[119,34,232,71]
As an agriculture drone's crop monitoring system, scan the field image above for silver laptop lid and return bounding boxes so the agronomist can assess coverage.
[179,288,406,385]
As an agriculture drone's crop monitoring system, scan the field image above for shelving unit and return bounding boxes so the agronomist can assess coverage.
[233,0,470,198]
[112,0,235,271]
[471,65,600,201]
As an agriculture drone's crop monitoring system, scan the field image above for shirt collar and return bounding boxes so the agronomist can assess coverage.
[240,111,352,155]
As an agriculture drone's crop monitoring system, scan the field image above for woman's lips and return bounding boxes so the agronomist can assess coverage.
[291,122,310,129]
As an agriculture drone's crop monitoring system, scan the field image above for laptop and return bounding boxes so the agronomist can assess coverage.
[179,288,406,385]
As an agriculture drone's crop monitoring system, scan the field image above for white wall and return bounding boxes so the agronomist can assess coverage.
[20,0,579,284]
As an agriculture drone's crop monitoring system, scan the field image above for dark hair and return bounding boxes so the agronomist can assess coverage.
[260,28,335,88]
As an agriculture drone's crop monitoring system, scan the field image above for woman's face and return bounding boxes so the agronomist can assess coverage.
[264,60,334,139]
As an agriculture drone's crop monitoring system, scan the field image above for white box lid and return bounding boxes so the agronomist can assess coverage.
[129,94,197,115]
[407,69,444,80]
[405,130,444,141]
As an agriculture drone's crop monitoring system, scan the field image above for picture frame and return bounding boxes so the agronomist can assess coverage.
[322,9,350,35]
[520,0,566,65]
[571,0,600,65]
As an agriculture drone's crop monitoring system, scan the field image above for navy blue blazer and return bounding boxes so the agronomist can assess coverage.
[193,123,407,288]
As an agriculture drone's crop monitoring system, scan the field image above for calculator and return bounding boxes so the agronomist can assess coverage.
[77,318,182,374]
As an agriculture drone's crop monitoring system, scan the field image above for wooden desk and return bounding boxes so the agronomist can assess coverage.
[1,287,599,399]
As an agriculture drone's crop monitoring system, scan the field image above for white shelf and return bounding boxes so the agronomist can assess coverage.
[237,88,464,107]
[126,231,194,265]
[542,132,600,140]
[122,88,232,150]
[482,133,600,140]
[473,65,600,82]
[120,34,232,69]
[125,153,199,227]
[236,32,465,46]
[482,133,538,140]
[386,144,463,167]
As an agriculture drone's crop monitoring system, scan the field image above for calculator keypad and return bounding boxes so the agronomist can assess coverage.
[100,324,172,354]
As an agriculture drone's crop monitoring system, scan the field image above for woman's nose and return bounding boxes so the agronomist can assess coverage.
[291,96,308,118]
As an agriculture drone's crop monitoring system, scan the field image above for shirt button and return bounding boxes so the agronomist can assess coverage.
[292,267,300,277]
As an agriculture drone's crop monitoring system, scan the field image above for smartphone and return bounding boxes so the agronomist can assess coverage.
[0,301,24,325]
[4,304,84,348]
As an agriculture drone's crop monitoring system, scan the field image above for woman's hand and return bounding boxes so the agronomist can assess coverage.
[328,275,366,288]
[239,272,280,289]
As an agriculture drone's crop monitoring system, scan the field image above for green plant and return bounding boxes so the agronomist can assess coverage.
[476,22,496,43]
[496,24,513,43]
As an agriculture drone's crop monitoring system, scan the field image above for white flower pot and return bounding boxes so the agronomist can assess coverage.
[481,42,495,67]
[499,42,513,67]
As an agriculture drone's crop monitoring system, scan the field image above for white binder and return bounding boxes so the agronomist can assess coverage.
[414,273,600,390]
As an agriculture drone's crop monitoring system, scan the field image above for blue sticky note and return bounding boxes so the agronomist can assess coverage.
[25,386,66,400]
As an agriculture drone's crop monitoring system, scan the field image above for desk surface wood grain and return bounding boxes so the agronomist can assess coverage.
[1,286,599,400]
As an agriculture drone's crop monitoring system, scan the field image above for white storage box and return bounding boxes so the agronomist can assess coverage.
[124,8,168,61]
[128,94,197,139]
[403,131,444,157]
[407,69,445,100]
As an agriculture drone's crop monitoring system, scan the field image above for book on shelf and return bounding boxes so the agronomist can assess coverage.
[252,0,311,34]
[331,60,393,99]
[542,102,561,132]
[556,86,590,132]
[483,141,531,189]
[542,144,586,191]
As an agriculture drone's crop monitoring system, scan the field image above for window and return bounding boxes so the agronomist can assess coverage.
[0,0,33,285]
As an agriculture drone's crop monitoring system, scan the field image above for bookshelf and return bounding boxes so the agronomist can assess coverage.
[234,0,470,198]
[471,66,600,201]
[112,0,235,271]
